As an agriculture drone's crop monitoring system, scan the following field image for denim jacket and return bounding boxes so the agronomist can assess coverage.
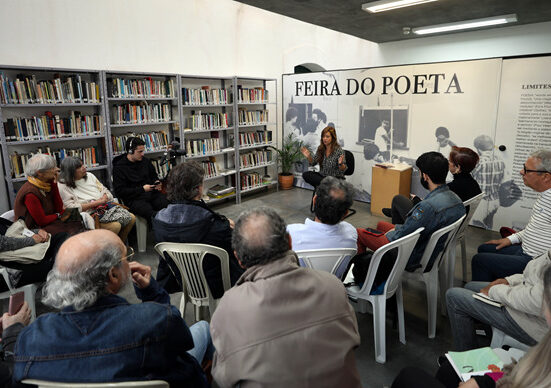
[386,185,465,271]
[13,278,207,387]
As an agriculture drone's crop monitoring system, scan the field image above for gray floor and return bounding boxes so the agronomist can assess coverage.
[37,187,499,387]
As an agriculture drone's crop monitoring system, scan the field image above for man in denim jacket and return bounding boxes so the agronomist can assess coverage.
[13,230,210,386]
[358,152,465,271]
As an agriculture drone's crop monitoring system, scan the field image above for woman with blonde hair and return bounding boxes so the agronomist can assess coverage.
[300,126,347,189]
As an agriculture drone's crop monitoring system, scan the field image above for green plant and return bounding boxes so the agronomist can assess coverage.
[270,133,310,175]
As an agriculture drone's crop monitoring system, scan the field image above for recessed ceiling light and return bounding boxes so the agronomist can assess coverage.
[362,0,438,14]
[412,14,518,35]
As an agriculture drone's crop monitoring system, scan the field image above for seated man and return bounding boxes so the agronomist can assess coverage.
[112,137,169,221]
[153,161,244,297]
[446,248,551,351]
[14,230,211,386]
[287,176,357,276]
[472,149,551,281]
[210,207,361,388]
[357,151,465,272]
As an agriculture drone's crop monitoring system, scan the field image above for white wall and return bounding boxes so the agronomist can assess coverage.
[374,21,551,67]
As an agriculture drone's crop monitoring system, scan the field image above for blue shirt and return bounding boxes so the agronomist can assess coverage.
[386,185,465,271]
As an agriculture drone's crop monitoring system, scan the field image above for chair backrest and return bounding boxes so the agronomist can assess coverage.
[154,242,231,307]
[296,247,357,278]
[417,214,466,273]
[0,210,15,222]
[360,227,424,298]
[458,192,485,237]
[22,380,169,388]
[344,150,355,176]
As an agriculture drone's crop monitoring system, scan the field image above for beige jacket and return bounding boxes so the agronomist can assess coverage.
[211,251,361,388]
[489,249,551,342]
[58,173,113,213]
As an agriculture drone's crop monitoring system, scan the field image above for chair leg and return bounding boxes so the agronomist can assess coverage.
[425,276,439,339]
[310,190,315,212]
[460,238,467,283]
[372,297,387,363]
[396,286,406,344]
[179,291,188,319]
[343,208,356,219]
[194,304,201,322]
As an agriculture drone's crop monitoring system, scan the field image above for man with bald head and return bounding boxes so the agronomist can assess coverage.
[13,230,210,386]
[210,207,361,388]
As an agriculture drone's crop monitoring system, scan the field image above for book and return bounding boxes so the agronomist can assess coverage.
[208,184,234,196]
[446,347,504,382]
[472,293,504,308]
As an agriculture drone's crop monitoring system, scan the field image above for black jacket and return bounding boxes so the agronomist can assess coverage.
[447,171,482,202]
[112,154,159,202]
[153,200,244,298]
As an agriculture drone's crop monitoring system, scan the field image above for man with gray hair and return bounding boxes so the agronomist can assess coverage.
[14,229,211,386]
[287,176,357,276]
[472,149,551,281]
[210,207,361,388]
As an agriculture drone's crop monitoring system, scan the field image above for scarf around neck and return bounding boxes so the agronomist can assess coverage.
[27,176,51,192]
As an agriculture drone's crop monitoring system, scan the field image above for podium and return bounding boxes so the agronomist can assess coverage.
[371,164,412,216]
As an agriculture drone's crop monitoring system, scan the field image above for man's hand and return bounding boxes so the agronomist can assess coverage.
[484,237,512,250]
[153,181,162,191]
[37,229,49,240]
[480,278,509,296]
[143,184,155,192]
[32,233,47,244]
[129,262,151,289]
[228,218,235,229]
[2,302,31,329]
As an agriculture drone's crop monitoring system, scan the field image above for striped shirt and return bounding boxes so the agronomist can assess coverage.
[508,188,551,257]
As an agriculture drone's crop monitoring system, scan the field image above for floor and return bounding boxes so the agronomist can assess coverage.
[36,187,499,387]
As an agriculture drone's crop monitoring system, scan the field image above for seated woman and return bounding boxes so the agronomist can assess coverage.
[152,161,244,298]
[58,157,136,243]
[0,216,67,291]
[13,154,83,236]
[300,126,347,189]
[385,146,481,225]
[391,265,551,388]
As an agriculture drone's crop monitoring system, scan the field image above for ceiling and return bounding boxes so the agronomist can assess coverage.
[233,0,551,43]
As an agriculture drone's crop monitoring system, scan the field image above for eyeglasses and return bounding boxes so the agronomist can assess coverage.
[523,164,550,174]
[119,246,135,264]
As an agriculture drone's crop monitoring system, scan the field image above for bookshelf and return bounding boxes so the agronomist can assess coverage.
[234,77,278,203]
[180,75,238,204]
[0,66,108,205]
[102,71,180,180]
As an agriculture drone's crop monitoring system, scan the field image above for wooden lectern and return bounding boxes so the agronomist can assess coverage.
[371,164,412,216]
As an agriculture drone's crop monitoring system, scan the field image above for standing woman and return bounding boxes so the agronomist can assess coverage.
[301,126,347,188]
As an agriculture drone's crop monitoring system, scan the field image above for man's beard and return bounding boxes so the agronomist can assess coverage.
[420,176,429,190]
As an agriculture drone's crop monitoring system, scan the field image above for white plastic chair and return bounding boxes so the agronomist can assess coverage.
[296,247,357,278]
[22,380,169,387]
[0,210,39,320]
[154,242,231,321]
[346,227,423,363]
[447,192,485,285]
[402,215,466,339]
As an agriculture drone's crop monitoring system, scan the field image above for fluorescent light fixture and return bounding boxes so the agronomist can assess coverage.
[412,14,518,35]
[362,0,438,13]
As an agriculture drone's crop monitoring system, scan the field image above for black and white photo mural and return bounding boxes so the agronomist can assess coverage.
[283,56,551,231]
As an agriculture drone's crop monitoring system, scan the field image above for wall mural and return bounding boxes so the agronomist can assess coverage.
[283,57,551,231]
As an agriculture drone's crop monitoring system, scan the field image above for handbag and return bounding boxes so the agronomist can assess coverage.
[93,202,133,227]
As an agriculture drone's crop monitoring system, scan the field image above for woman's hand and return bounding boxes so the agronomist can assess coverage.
[338,154,345,164]
[96,194,109,206]
[300,147,311,159]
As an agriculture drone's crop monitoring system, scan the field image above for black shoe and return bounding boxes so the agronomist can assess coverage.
[437,355,447,367]
[382,208,392,217]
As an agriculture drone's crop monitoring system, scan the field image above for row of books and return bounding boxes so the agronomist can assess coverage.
[207,184,235,199]
[239,150,272,168]
[4,112,102,141]
[0,72,100,105]
[10,147,100,178]
[238,109,268,125]
[111,131,169,154]
[108,77,175,99]
[185,138,221,156]
[236,86,269,103]
[202,158,223,178]
[238,131,272,147]
[182,87,232,106]
[239,172,263,190]
[151,158,170,180]
[185,112,231,131]
[112,103,172,125]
